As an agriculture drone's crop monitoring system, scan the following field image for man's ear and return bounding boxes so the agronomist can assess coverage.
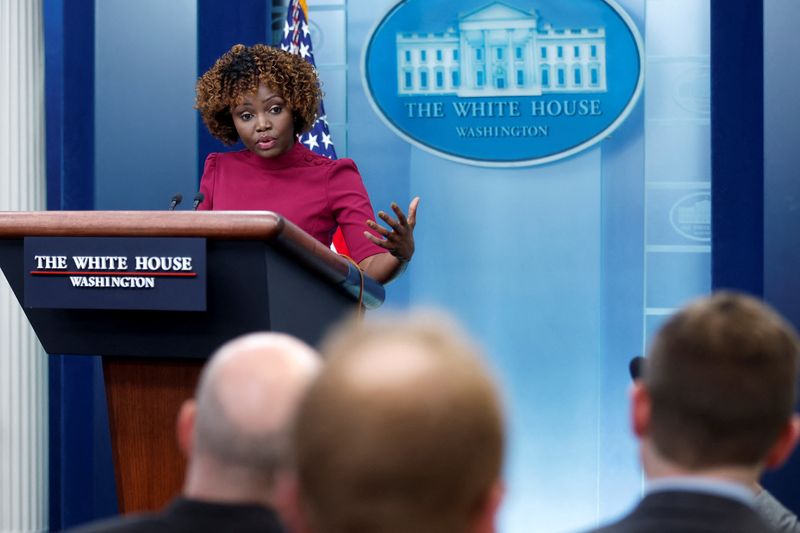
[764,414,800,470]
[631,381,651,439]
[471,479,504,533]
[274,472,313,533]
[176,399,196,458]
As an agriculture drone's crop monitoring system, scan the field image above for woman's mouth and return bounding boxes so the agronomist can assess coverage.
[256,137,276,150]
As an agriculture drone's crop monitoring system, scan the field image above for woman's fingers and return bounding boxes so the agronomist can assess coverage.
[390,203,408,227]
[366,219,391,237]
[407,197,420,228]
[378,210,402,233]
[363,230,396,250]
[364,197,418,259]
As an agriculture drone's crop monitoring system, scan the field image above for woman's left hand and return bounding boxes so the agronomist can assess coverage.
[364,196,420,263]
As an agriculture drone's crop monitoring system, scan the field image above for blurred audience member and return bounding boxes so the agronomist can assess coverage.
[288,312,505,533]
[588,292,800,533]
[71,332,320,533]
[630,354,800,532]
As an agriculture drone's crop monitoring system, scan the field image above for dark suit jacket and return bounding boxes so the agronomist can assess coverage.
[66,497,285,533]
[586,490,777,533]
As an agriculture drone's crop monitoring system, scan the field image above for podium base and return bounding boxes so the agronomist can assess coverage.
[103,357,204,513]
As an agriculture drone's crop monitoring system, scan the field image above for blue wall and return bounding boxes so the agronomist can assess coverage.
[94,0,198,210]
[711,0,799,515]
[196,0,269,177]
[710,0,763,296]
[45,0,118,529]
[349,1,646,530]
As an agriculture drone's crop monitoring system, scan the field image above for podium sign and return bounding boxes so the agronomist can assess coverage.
[24,236,207,311]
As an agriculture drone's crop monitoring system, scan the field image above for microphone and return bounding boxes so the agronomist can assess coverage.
[192,192,205,210]
[168,193,183,211]
[629,355,644,381]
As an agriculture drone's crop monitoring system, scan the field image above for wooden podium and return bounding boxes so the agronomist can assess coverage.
[0,210,384,514]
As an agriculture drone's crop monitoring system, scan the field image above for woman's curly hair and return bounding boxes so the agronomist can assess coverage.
[195,44,322,145]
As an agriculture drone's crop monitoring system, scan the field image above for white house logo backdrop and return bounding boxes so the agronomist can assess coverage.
[362,0,643,167]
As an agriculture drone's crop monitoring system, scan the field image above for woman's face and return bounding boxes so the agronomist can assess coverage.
[231,83,295,159]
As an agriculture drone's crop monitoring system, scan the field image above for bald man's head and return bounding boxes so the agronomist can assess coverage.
[293,313,505,533]
[185,333,320,500]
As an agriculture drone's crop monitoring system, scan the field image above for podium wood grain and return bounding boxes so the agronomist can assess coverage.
[103,358,204,513]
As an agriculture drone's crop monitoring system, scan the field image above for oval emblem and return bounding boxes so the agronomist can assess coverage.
[362,0,644,167]
[673,66,710,117]
[669,192,711,242]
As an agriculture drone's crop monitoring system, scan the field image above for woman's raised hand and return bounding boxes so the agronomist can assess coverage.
[364,196,420,263]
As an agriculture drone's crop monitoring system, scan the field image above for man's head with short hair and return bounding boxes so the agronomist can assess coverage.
[291,312,505,533]
[634,291,800,478]
[179,332,321,506]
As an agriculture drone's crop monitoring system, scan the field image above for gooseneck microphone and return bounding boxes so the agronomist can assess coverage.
[192,192,205,210]
[168,193,183,211]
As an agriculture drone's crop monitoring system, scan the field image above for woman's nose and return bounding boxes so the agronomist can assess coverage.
[255,114,270,131]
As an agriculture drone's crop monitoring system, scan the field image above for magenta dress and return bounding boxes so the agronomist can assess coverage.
[197,141,385,263]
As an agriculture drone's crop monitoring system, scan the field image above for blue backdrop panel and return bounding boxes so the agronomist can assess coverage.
[348,0,648,531]
[762,0,800,515]
[94,0,198,211]
[50,0,95,211]
[44,0,118,528]
[44,0,64,213]
[346,0,412,308]
[712,0,799,515]
[196,0,269,179]
[408,148,607,532]
[597,95,645,519]
[710,0,763,296]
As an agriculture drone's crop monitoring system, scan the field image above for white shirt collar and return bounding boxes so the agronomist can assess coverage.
[646,476,755,507]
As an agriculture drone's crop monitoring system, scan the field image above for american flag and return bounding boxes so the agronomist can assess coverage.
[279,0,349,255]
[279,0,337,160]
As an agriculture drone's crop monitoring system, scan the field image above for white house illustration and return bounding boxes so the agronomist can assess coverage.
[396,2,607,97]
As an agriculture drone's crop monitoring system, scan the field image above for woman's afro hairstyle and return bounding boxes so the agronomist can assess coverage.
[195,44,321,145]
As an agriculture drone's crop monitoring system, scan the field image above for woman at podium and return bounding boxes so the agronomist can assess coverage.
[194,44,419,285]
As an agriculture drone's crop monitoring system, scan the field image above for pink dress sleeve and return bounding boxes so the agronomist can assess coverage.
[197,153,217,211]
[326,159,386,264]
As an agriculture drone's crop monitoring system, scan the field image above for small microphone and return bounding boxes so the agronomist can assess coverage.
[629,355,644,381]
[192,192,205,210]
[168,193,183,211]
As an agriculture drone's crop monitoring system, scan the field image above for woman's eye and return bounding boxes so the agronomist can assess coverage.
[240,112,254,121]
[269,106,283,114]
